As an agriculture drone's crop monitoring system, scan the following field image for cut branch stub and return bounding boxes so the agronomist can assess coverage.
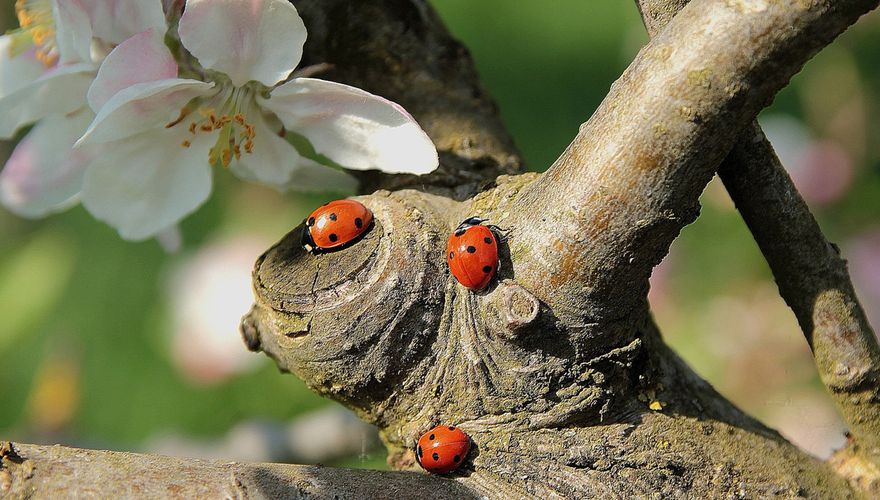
[245,190,452,418]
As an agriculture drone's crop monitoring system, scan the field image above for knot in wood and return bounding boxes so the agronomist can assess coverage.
[486,280,541,338]
[242,190,452,417]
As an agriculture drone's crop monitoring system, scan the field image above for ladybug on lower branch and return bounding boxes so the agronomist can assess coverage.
[302,199,373,253]
[446,217,500,291]
[416,425,471,474]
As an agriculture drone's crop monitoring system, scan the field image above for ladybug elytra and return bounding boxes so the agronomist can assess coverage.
[416,425,471,474]
[446,217,499,291]
[302,199,373,253]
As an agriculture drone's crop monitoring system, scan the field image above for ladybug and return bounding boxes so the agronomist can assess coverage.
[416,425,471,474]
[302,199,373,253]
[446,217,499,291]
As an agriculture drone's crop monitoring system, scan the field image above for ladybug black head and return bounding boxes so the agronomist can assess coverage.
[454,216,486,235]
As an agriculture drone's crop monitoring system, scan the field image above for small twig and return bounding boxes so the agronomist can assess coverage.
[720,125,880,461]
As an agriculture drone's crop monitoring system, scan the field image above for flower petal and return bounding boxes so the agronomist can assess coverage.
[81,127,214,240]
[77,78,214,145]
[178,0,306,87]
[0,35,47,97]
[0,110,97,217]
[0,63,94,138]
[263,78,438,174]
[87,28,178,112]
[54,0,94,64]
[77,0,167,45]
[229,114,357,192]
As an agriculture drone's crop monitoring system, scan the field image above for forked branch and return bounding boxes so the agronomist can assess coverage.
[637,0,880,476]
[506,0,879,327]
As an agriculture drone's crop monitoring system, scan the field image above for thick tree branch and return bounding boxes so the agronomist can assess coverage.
[0,442,476,499]
[505,0,878,328]
[294,0,524,199]
[636,0,880,478]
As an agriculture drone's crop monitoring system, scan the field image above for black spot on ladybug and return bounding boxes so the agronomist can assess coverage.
[484,237,492,244]
[329,233,338,242]
[307,217,315,226]
[449,251,454,259]
[429,434,435,440]
[432,453,440,461]
[455,228,467,237]
[417,445,422,458]
[355,217,363,228]
[467,246,476,253]
[454,455,461,463]
[329,213,337,221]
[483,266,492,273]
[449,426,455,431]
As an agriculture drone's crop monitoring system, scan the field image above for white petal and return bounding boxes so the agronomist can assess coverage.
[0,35,47,97]
[0,110,97,217]
[54,0,94,64]
[229,114,357,192]
[263,78,438,174]
[87,28,178,112]
[81,127,214,240]
[77,78,214,145]
[0,63,94,138]
[178,0,306,87]
[77,0,167,45]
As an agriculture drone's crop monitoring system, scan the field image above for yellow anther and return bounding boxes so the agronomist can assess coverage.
[172,86,260,167]
[12,0,58,67]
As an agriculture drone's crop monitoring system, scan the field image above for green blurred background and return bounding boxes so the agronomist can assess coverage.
[2,1,879,467]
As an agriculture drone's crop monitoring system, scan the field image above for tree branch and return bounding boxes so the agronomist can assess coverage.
[720,128,880,482]
[635,0,880,480]
[0,442,476,499]
[293,0,524,199]
[504,0,878,327]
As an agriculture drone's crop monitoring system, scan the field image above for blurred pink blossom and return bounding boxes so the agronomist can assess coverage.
[760,114,854,206]
[167,236,268,384]
[847,229,880,334]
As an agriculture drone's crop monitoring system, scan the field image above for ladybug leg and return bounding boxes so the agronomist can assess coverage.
[301,224,320,254]
[486,224,511,242]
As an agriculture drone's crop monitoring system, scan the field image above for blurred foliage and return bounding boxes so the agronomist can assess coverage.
[1,1,879,467]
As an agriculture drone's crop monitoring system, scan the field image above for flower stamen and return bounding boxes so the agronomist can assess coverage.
[9,0,58,67]
[171,85,259,168]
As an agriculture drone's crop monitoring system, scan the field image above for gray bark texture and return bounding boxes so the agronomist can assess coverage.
[6,0,880,498]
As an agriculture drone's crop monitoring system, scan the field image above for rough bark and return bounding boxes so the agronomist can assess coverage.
[9,0,880,497]
[0,442,476,499]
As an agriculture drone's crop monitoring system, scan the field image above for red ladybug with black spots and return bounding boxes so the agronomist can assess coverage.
[416,425,471,474]
[302,199,373,253]
[446,217,500,291]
